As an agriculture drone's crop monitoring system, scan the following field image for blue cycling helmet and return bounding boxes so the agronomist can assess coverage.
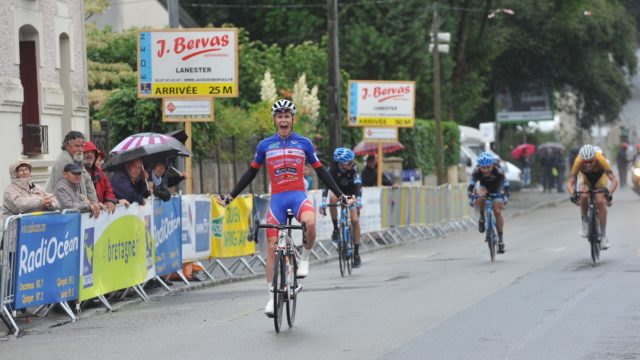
[334,147,355,163]
[477,152,495,167]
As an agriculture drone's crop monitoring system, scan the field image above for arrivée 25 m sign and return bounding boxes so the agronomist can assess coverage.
[137,28,239,98]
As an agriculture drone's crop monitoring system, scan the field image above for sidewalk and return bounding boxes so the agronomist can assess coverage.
[1,188,567,339]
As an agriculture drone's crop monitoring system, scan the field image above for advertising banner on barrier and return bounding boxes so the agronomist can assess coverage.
[13,213,81,309]
[79,203,155,301]
[153,197,182,276]
[181,195,212,262]
[211,194,254,258]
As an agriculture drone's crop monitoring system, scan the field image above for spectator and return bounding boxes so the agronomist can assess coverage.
[110,159,151,205]
[84,141,129,212]
[519,148,532,188]
[46,131,101,215]
[147,160,185,202]
[54,163,93,213]
[361,154,393,187]
[616,142,629,188]
[3,160,60,218]
[552,149,565,192]
[539,148,554,192]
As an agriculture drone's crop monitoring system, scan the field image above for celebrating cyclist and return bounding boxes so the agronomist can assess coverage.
[467,152,510,254]
[567,144,617,249]
[217,99,353,317]
[320,147,363,268]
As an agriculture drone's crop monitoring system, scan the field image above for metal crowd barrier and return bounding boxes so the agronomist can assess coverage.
[2,185,477,335]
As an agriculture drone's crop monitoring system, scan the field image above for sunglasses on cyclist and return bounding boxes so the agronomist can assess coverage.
[479,165,493,170]
[340,161,355,166]
[583,159,595,165]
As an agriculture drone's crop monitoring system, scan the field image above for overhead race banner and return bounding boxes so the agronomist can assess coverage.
[162,98,214,122]
[181,195,212,262]
[495,81,554,123]
[138,28,238,98]
[348,80,415,127]
[79,204,155,301]
[211,194,255,258]
[153,197,182,277]
[13,213,81,310]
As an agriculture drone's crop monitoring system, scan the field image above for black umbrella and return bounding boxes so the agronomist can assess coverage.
[103,132,192,171]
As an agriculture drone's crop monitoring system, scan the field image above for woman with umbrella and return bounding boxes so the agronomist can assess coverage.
[512,144,535,188]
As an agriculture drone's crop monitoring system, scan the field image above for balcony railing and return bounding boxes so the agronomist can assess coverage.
[21,124,48,156]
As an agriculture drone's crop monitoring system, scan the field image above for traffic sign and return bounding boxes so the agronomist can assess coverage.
[362,127,398,142]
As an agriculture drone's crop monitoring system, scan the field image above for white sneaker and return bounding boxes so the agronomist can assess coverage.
[601,236,609,250]
[297,259,309,278]
[580,222,588,237]
[264,297,274,317]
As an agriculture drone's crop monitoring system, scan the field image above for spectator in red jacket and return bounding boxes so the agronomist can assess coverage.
[83,141,129,213]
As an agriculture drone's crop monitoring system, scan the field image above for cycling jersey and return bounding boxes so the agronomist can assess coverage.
[251,132,322,194]
[468,164,510,194]
[322,163,362,198]
[571,152,611,187]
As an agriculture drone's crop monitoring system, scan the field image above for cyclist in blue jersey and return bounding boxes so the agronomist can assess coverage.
[217,99,353,317]
[467,152,510,254]
[320,147,364,267]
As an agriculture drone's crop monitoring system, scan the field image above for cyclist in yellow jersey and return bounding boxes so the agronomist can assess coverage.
[567,144,618,249]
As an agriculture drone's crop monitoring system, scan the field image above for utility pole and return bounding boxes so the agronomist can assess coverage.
[168,0,179,28]
[327,0,343,150]
[432,2,446,185]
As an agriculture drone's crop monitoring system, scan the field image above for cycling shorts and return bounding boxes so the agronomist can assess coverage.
[476,186,505,203]
[266,191,314,238]
[578,171,608,190]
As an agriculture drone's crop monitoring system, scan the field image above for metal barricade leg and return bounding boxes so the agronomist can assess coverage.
[1,304,18,335]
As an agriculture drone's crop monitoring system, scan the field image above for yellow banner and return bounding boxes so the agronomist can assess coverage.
[211,195,255,258]
[351,116,414,127]
[79,205,155,301]
[147,83,236,97]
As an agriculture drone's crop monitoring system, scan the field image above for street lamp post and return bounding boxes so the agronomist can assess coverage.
[431,2,449,185]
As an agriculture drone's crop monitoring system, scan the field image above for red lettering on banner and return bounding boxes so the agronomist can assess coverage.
[156,34,231,61]
[372,86,412,102]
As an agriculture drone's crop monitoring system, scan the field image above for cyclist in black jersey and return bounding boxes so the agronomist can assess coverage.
[320,148,363,267]
[467,152,510,254]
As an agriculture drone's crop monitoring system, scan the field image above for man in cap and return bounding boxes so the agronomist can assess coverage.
[54,163,95,215]
[46,131,101,216]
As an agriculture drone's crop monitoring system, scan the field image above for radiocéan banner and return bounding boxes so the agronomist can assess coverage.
[13,213,81,309]
[138,29,238,98]
[152,197,182,277]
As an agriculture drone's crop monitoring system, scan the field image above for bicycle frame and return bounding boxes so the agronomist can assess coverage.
[474,193,502,262]
[256,210,306,332]
[326,203,354,276]
[576,189,604,265]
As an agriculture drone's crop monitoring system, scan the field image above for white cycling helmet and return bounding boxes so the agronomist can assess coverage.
[271,99,296,116]
[579,144,596,160]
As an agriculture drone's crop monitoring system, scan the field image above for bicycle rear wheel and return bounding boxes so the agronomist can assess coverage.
[272,252,285,332]
[286,251,298,327]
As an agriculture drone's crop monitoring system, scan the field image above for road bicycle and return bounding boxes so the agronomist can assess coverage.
[575,189,607,265]
[326,203,354,277]
[254,209,305,333]
[473,193,503,262]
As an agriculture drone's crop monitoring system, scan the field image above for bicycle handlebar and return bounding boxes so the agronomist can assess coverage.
[257,223,305,231]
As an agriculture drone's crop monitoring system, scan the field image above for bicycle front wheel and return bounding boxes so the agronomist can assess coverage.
[486,215,496,262]
[338,228,345,277]
[272,252,285,332]
[286,251,298,327]
[588,208,600,265]
[344,226,354,275]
